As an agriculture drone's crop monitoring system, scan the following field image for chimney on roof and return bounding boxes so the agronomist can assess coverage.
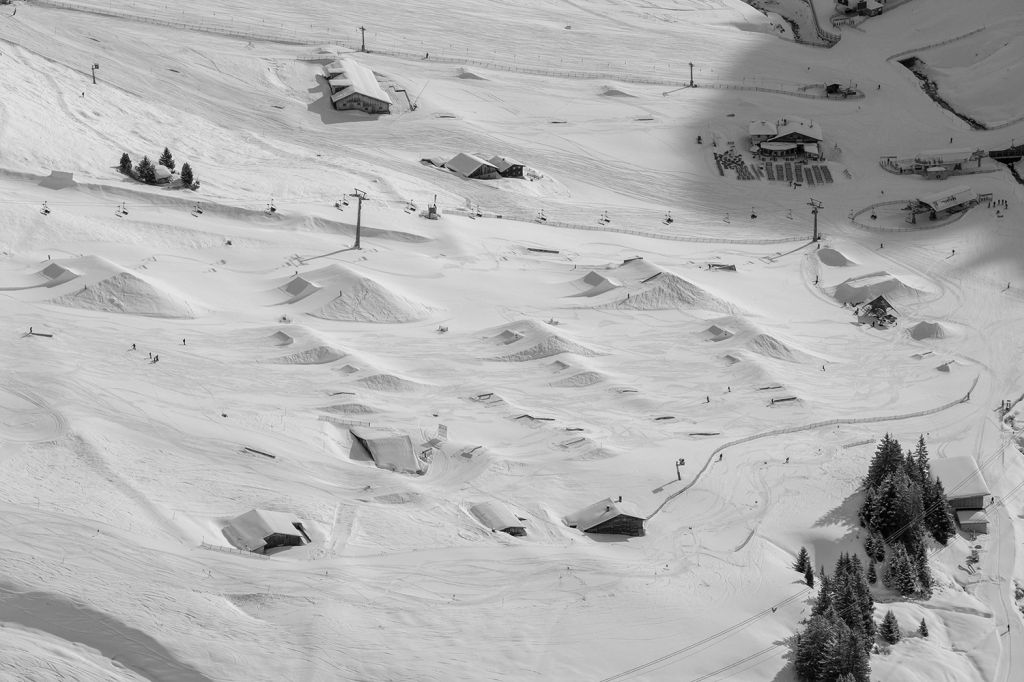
[606,505,611,512]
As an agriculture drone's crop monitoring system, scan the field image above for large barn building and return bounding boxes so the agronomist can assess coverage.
[930,456,991,535]
[564,498,645,537]
[444,153,500,179]
[222,509,310,553]
[324,59,392,115]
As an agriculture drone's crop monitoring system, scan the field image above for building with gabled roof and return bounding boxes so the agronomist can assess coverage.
[444,153,500,179]
[488,155,526,178]
[222,509,310,553]
[471,501,526,536]
[749,116,823,160]
[325,58,391,114]
[930,456,990,509]
[349,426,426,474]
[564,497,645,536]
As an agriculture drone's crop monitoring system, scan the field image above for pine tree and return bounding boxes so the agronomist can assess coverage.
[825,624,871,682]
[869,532,886,562]
[914,434,931,481]
[794,612,838,681]
[794,546,810,573]
[158,147,176,172]
[867,558,877,585]
[925,478,957,545]
[883,543,917,596]
[805,563,815,588]
[918,618,928,637]
[866,433,904,489]
[880,609,901,644]
[135,156,156,183]
[180,162,194,187]
[119,152,132,175]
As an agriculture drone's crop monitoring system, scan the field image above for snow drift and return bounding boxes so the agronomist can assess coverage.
[50,270,196,318]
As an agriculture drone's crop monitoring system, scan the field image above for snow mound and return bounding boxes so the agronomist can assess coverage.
[549,359,572,372]
[552,371,606,387]
[601,272,734,313]
[357,374,422,392]
[494,329,525,345]
[722,354,741,365]
[272,345,346,365]
[310,275,433,323]
[567,271,622,297]
[910,321,946,340]
[269,331,294,346]
[833,272,924,305]
[747,334,806,363]
[50,271,196,318]
[816,248,855,267]
[278,276,322,303]
[321,403,376,415]
[600,85,635,97]
[39,263,79,287]
[337,364,360,374]
[496,334,600,362]
[456,68,487,80]
[937,361,952,372]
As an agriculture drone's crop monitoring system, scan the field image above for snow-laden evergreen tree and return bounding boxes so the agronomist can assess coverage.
[918,618,928,637]
[794,611,838,681]
[925,478,957,544]
[180,162,194,187]
[135,156,156,183]
[805,562,815,588]
[823,621,871,682]
[867,558,877,585]
[883,543,918,596]
[794,546,810,573]
[880,609,901,644]
[158,147,176,171]
[119,152,132,175]
[914,435,931,481]
[865,433,903,489]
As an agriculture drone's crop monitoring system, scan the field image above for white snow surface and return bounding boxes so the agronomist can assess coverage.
[1,0,1024,681]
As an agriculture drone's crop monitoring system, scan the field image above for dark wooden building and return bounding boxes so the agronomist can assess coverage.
[564,498,645,537]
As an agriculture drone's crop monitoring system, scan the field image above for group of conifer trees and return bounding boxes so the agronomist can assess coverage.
[792,552,873,681]
[118,147,198,189]
[859,434,957,597]
[790,434,955,680]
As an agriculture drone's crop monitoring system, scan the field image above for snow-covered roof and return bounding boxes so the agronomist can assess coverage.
[323,61,347,76]
[564,497,643,531]
[916,148,973,162]
[748,120,777,136]
[444,152,497,177]
[349,426,424,473]
[471,501,524,532]
[917,185,975,212]
[488,155,524,172]
[956,509,988,525]
[222,509,303,551]
[930,456,991,499]
[328,59,391,105]
[774,116,823,142]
